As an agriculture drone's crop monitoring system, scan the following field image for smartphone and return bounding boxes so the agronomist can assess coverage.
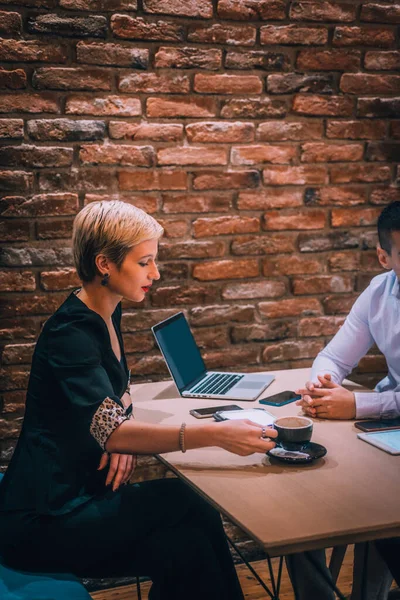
[259,390,301,407]
[355,418,400,433]
[189,405,242,419]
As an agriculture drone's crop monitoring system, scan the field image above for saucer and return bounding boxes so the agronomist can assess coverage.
[267,442,327,464]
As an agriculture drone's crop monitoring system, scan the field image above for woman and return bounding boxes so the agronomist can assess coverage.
[0,201,277,600]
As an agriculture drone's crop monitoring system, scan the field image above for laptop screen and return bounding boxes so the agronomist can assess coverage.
[152,312,206,392]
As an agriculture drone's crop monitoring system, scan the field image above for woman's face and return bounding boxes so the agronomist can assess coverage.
[108,238,160,302]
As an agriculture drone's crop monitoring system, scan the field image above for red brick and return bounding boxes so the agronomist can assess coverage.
[290,2,356,22]
[162,193,231,214]
[193,170,260,190]
[111,15,184,42]
[304,186,367,207]
[257,121,323,142]
[0,367,30,391]
[232,144,296,165]
[357,355,387,375]
[188,23,256,46]
[61,0,137,8]
[0,11,22,34]
[0,220,31,242]
[1,392,26,416]
[156,218,188,238]
[147,97,216,118]
[0,39,68,63]
[193,259,259,281]
[28,14,107,37]
[0,294,66,317]
[0,271,36,292]
[263,165,328,185]
[204,347,259,370]
[36,220,74,239]
[193,326,228,350]
[0,171,33,196]
[391,122,400,140]
[293,94,353,117]
[366,142,400,162]
[331,207,382,228]
[260,24,327,45]
[268,73,334,94]
[356,273,376,292]
[155,46,222,70]
[238,188,303,210]
[217,0,285,20]
[189,304,254,326]
[186,121,254,143]
[0,94,58,114]
[109,121,183,142]
[38,169,116,194]
[221,98,287,119]
[122,308,179,332]
[129,355,169,377]
[326,120,386,140]
[119,170,186,191]
[293,274,353,295]
[0,145,72,168]
[194,73,262,95]
[80,144,155,167]
[341,74,400,95]
[0,318,37,341]
[0,69,27,91]
[122,331,155,353]
[222,280,285,301]
[263,209,325,231]
[323,294,358,315]
[159,240,225,260]
[370,186,400,204]
[359,251,381,273]
[263,255,321,276]
[333,26,395,48]
[297,49,361,71]
[298,231,359,253]
[33,67,112,91]
[0,119,24,139]
[1,193,78,217]
[118,72,189,94]
[361,3,400,23]
[193,215,259,238]
[157,147,227,166]
[40,268,79,291]
[301,142,364,163]
[77,42,148,68]
[330,164,391,183]
[143,0,212,17]
[232,320,293,343]
[0,246,73,267]
[357,98,400,119]
[151,284,219,307]
[66,95,141,116]
[84,193,158,214]
[225,50,291,71]
[263,339,324,362]
[298,316,345,337]
[27,118,105,142]
[259,298,322,318]
[365,51,400,71]
[231,233,297,255]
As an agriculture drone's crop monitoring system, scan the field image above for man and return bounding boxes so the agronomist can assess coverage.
[288,201,400,600]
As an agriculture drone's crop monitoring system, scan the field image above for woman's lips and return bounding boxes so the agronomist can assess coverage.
[142,286,151,292]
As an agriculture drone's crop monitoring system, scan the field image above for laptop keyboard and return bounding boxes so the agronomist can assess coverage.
[190,373,244,396]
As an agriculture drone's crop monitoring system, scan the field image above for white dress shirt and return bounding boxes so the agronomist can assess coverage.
[311,269,400,419]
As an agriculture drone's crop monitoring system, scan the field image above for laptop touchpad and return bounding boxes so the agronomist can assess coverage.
[235,381,263,390]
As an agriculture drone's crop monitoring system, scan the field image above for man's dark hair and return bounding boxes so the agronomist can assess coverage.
[377,201,400,255]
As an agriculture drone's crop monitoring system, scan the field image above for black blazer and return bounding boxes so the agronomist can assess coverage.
[0,293,130,517]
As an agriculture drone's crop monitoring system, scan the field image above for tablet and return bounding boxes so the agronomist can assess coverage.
[214,408,275,426]
[357,430,400,455]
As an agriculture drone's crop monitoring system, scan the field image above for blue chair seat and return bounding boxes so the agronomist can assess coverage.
[0,472,91,600]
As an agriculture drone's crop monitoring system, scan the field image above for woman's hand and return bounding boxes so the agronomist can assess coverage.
[295,374,356,420]
[98,452,137,491]
[213,420,277,456]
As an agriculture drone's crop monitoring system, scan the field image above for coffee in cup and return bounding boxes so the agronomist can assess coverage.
[273,416,313,449]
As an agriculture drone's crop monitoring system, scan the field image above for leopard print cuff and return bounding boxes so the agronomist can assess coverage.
[90,397,129,450]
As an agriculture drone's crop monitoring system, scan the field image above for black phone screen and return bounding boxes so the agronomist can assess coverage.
[355,418,400,432]
[259,390,301,407]
[192,404,242,416]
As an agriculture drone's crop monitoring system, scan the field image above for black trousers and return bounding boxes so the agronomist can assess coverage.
[1,478,244,600]
[375,538,400,588]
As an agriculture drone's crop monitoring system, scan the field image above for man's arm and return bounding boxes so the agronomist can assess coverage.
[354,390,400,419]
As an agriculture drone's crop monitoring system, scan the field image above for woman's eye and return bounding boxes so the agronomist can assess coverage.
[139,262,149,267]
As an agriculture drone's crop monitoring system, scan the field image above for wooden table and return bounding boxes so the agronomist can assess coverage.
[133,368,400,558]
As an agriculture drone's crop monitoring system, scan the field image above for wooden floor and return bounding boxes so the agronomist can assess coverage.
[91,546,355,600]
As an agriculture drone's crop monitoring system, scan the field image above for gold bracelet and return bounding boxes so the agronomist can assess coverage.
[179,422,186,453]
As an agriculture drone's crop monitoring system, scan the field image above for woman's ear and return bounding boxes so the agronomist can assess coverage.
[376,244,391,270]
[95,253,111,277]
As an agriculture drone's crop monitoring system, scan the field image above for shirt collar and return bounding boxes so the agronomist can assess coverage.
[391,274,400,298]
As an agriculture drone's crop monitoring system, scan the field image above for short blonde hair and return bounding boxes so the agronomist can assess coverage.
[73,200,163,282]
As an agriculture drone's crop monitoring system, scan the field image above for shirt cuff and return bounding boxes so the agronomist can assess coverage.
[90,396,130,451]
[354,392,382,419]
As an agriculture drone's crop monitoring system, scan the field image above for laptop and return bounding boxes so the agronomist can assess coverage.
[152,312,275,401]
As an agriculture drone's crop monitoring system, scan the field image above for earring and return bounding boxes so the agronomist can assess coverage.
[101,273,110,286]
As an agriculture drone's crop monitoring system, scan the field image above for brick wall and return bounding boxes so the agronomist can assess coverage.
[1,0,400,469]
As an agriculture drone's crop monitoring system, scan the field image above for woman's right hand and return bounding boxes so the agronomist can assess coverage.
[212,419,277,456]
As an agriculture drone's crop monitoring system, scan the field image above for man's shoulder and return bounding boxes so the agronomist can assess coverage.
[368,270,395,295]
